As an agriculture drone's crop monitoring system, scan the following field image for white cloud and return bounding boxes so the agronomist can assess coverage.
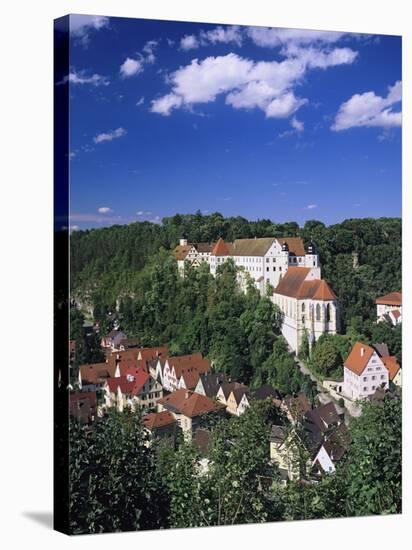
[200,26,243,46]
[70,225,80,232]
[93,127,127,144]
[70,15,109,46]
[97,207,113,214]
[151,93,183,116]
[58,69,109,86]
[120,57,143,78]
[180,35,199,50]
[332,80,402,131]
[151,41,357,119]
[136,96,145,106]
[136,211,144,216]
[69,151,76,160]
[290,117,304,131]
[143,40,158,64]
[247,27,345,48]
[306,204,318,209]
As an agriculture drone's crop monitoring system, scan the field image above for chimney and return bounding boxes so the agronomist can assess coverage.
[185,390,191,400]
[360,347,365,357]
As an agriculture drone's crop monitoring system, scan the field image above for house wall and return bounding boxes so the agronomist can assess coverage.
[313,446,335,474]
[343,352,389,400]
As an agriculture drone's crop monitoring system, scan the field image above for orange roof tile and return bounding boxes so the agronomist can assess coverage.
[274,267,337,301]
[276,237,306,256]
[212,237,232,256]
[158,389,225,418]
[344,342,375,376]
[143,411,176,430]
[382,356,401,380]
[375,292,402,306]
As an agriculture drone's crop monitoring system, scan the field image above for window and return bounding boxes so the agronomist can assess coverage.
[279,267,282,271]
[266,258,269,263]
[372,386,376,390]
[380,374,385,379]
[363,377,367,382]
[372,375,376,380]
[266,267,269,272]
[316,303,321,321]
[272,257,276,263]
[273,267,276,271]
[302,303,305,313]
[363,387,367,392]
[326,303,331,322]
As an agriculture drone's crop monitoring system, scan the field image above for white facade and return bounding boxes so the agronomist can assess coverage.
[343,350,389,400]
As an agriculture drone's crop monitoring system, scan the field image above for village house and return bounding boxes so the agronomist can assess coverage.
[172,236,214,275]
[217,381,248,405]
[104,371,163,413]
[343,342,391,400]
[194,372,227,398]
[269,424,311,481]
[157,389,225,440]
[311,423,351,476]
[376,291,402,325]
[101,329,127,350]
[154,353,211,392]
[69,391,97,425]
[142,410,177,447]
[79,361,119,391]
[272,266,338,353]
[225,386,250,416]
[302,402,343,450]
[251,384,282,404]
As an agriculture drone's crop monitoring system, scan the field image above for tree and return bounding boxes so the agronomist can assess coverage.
[69,409,168,534]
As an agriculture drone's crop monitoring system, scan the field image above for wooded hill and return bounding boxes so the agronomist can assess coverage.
[70,212,401,330]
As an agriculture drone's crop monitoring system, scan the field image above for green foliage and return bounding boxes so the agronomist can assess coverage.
[345,394,402,515]
[69,409,168,534]
[310,334,348,379]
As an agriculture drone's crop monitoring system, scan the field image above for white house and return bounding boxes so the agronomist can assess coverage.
[104,371,163,413]
[271,267,338,353]
[343,342,389,400]
[376,291,402,325]
[154,353,211,392]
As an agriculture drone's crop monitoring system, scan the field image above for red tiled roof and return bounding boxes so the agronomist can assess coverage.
[143,411,175,430]
[69,391,97,407]
[106,371,150,396]
[212,237,232,256]
[391,309,401,320]
[158,389,225,418]
[375,291,402,306]
[344,342,375,376]
[168,353,211,379]
[274,267,336,300]
[382,356,401,380]
[80,362,117,384]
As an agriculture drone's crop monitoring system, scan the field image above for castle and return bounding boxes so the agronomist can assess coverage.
[172,235,338,353]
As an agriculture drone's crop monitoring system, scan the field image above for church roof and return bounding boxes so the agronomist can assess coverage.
[274,267,336,301]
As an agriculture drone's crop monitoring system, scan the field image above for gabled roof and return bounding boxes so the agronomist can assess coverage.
[275,237,306,256]
[382,356,401,380]
[230,386,249,406]
[80,362,117,384]
[321,424,351,465]
[274,267,336,300]
[69,391,97,423]
[106,329,126,339]
[372,343,389,358]
[106,371,150,396]
[304,402,340,446]
[231,237,275,256]
[212,237,232,256]
[375,291,402,306]
[158,389,225,418]
[197,372,227,397]
[143,411,175,430]
[344,342,376,376]
[219,382,248,401]
[168,353,211,379]
[172,244,195,260]
[138,346,169,362]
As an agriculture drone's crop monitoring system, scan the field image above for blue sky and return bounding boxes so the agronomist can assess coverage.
[65,15,402,230]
